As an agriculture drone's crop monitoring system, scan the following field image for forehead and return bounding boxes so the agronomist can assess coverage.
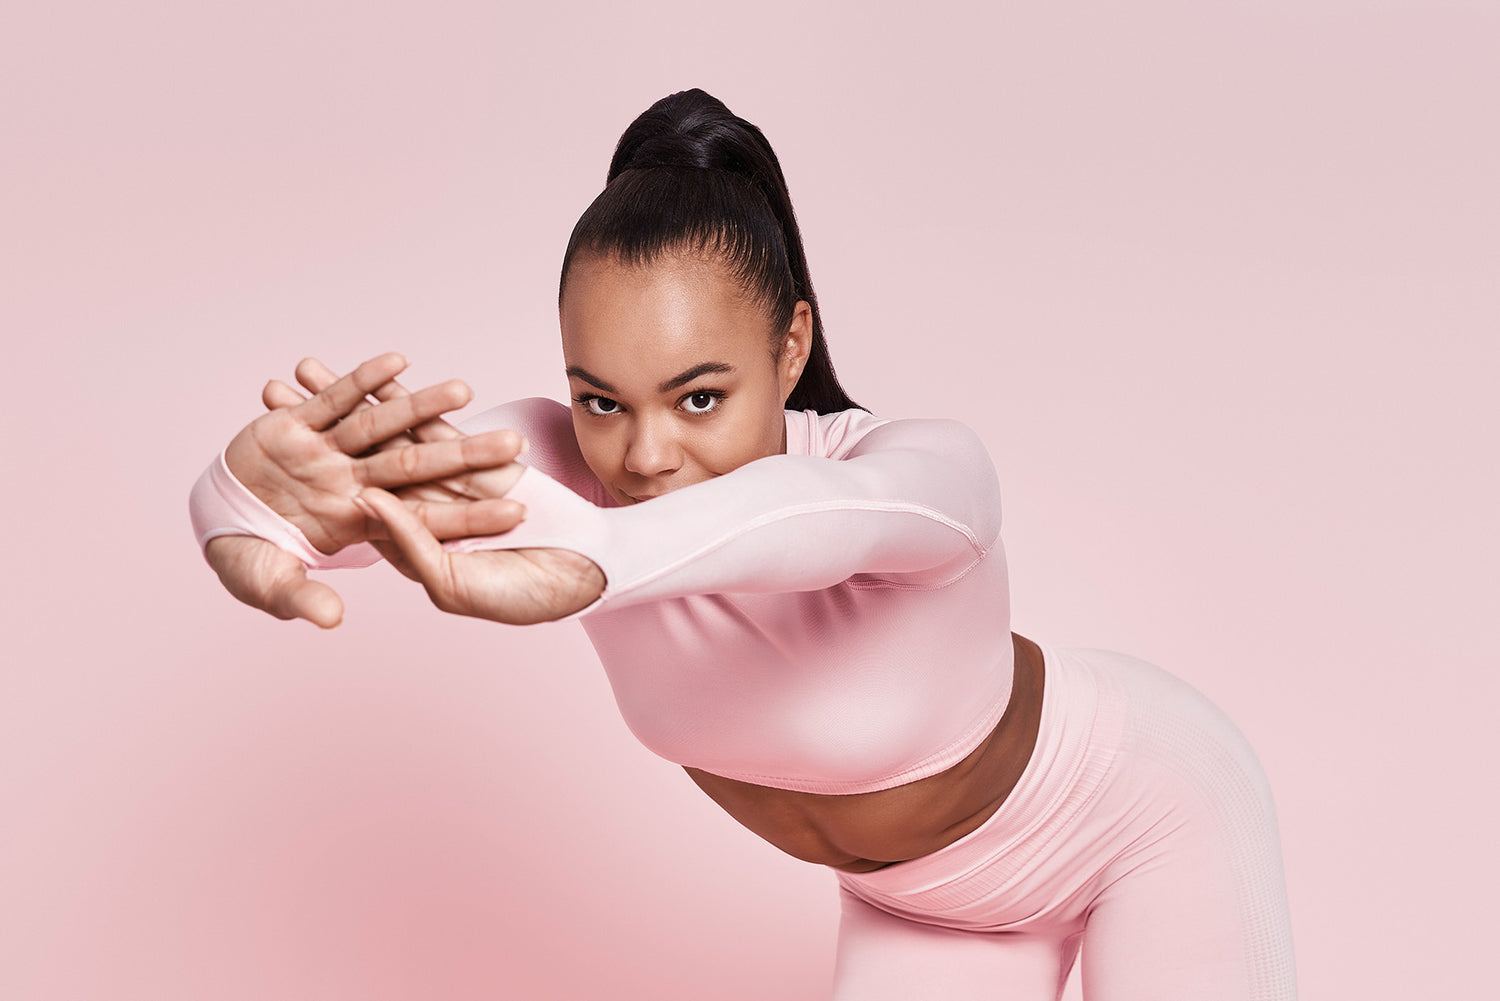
[560,252,771,382]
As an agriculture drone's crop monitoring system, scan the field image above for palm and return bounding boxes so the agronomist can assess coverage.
[356,489,606,625]
[441,548,604,624]
[226,408,373,553]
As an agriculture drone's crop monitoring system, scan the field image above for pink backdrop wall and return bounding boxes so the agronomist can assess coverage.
[4,2,1495,998]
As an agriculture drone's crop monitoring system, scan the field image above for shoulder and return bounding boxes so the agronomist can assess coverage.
[786,408,991,465]
[786,407,1001,547]
[785,408,892,458]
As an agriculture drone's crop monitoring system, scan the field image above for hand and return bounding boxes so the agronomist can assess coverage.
[205,535,346,628]
[227,352,527,556]
[264,356,528,581]
[357,487,606,625]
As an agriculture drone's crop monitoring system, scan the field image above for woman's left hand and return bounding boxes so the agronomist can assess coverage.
[355,486,606,625]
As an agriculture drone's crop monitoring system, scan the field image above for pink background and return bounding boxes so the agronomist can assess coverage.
[4,2,1495,997]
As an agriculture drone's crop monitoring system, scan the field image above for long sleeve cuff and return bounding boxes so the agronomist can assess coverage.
[188,451,380,570]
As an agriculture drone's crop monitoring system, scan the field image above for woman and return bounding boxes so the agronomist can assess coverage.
[191,89,1297,999]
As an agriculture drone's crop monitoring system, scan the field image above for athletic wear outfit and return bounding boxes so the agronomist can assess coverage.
[191,400,1297,998]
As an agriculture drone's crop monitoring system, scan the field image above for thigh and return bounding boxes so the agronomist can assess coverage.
[1076,658,1297,1001]
[1080,814,1294,1000]
[833,889,1079,1001]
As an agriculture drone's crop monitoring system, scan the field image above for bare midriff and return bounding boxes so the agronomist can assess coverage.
[684,633,1045,873]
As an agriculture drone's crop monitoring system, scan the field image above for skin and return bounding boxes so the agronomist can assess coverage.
[559,250,809,507]
[555,250,1046,872]
[207,353,534,628]
[207,251,1045,871]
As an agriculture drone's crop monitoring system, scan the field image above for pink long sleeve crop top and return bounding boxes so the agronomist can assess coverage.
[190,400,1014,795]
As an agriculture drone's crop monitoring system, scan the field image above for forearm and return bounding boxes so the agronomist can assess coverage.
[447,418,1003,611]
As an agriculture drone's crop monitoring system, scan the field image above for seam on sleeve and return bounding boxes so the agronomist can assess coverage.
[610,499,986,598]
[845,541,997,592]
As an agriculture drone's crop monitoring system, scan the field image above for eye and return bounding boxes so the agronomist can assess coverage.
[680,391,722,415]
[574,394,621,417]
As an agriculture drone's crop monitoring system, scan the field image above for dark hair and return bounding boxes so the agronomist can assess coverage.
[559,89,861,414]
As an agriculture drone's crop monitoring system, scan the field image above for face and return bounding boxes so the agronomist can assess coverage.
[559,251,811,506]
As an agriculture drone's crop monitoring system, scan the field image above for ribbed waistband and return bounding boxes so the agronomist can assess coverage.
[837,643,1124,911]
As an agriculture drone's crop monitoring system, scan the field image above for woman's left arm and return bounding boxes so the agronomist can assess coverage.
[366,415,1002,621]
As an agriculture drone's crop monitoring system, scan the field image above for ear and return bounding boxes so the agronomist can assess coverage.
[777,301,813,404]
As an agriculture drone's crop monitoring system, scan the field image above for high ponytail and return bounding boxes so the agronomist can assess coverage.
[559,89,861,414]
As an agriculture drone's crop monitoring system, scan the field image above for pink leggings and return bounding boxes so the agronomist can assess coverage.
[832,646,1297,1000]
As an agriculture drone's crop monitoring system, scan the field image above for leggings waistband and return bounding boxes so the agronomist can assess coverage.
[837,644,1124,910]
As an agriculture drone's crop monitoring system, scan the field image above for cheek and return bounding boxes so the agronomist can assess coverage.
[693,410,780,476]
[571,418,620,480]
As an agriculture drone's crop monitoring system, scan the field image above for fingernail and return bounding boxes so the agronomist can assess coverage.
[517,435,530,456]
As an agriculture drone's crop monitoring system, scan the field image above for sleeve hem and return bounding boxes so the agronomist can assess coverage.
[189,450,380,570]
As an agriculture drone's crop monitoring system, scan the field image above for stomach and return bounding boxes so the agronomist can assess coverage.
[683,634,1045,872]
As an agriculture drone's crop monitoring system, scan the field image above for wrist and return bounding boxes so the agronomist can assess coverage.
[539,549,606,621]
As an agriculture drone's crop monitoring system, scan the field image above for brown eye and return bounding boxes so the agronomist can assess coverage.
[584,396,620,416]
[682,391,720,414]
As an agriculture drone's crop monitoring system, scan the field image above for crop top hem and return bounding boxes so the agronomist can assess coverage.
[690,689,1012,796]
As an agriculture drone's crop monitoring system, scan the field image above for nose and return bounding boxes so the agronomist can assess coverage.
[622,413,684,479]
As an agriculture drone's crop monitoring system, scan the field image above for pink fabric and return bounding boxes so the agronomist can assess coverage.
[832,645,1297,1000]
[188,450,378,570]
[189,400,1297,996]
[188,400,1015,794]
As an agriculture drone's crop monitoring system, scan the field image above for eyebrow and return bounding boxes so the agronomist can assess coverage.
[566,361,735,395]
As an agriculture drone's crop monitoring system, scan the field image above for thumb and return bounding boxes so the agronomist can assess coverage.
[208,535,345,628]
[279,576,345,629]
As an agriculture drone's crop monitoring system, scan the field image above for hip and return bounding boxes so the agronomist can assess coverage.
[836,643,1282,932]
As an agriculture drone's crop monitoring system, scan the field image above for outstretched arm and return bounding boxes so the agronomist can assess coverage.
[195,370,1001,627]
[359,412,1002,621]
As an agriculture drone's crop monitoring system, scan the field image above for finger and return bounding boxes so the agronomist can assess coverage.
[356,487,456,605]
[299,356,464,443]
[294,357,339,396]
[330,378,473,455]
[289,357,398,450]
[290,352,409,431]
[370,538,423,582]
[340,361,462,441]
[412,496,526,540]
[300,356,466,444]
[365,378,466,442]
[262,379,308,410]
[357,429,524,489]
[363,378,465,442]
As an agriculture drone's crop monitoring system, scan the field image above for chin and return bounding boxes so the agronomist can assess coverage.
[617,473,721,505]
